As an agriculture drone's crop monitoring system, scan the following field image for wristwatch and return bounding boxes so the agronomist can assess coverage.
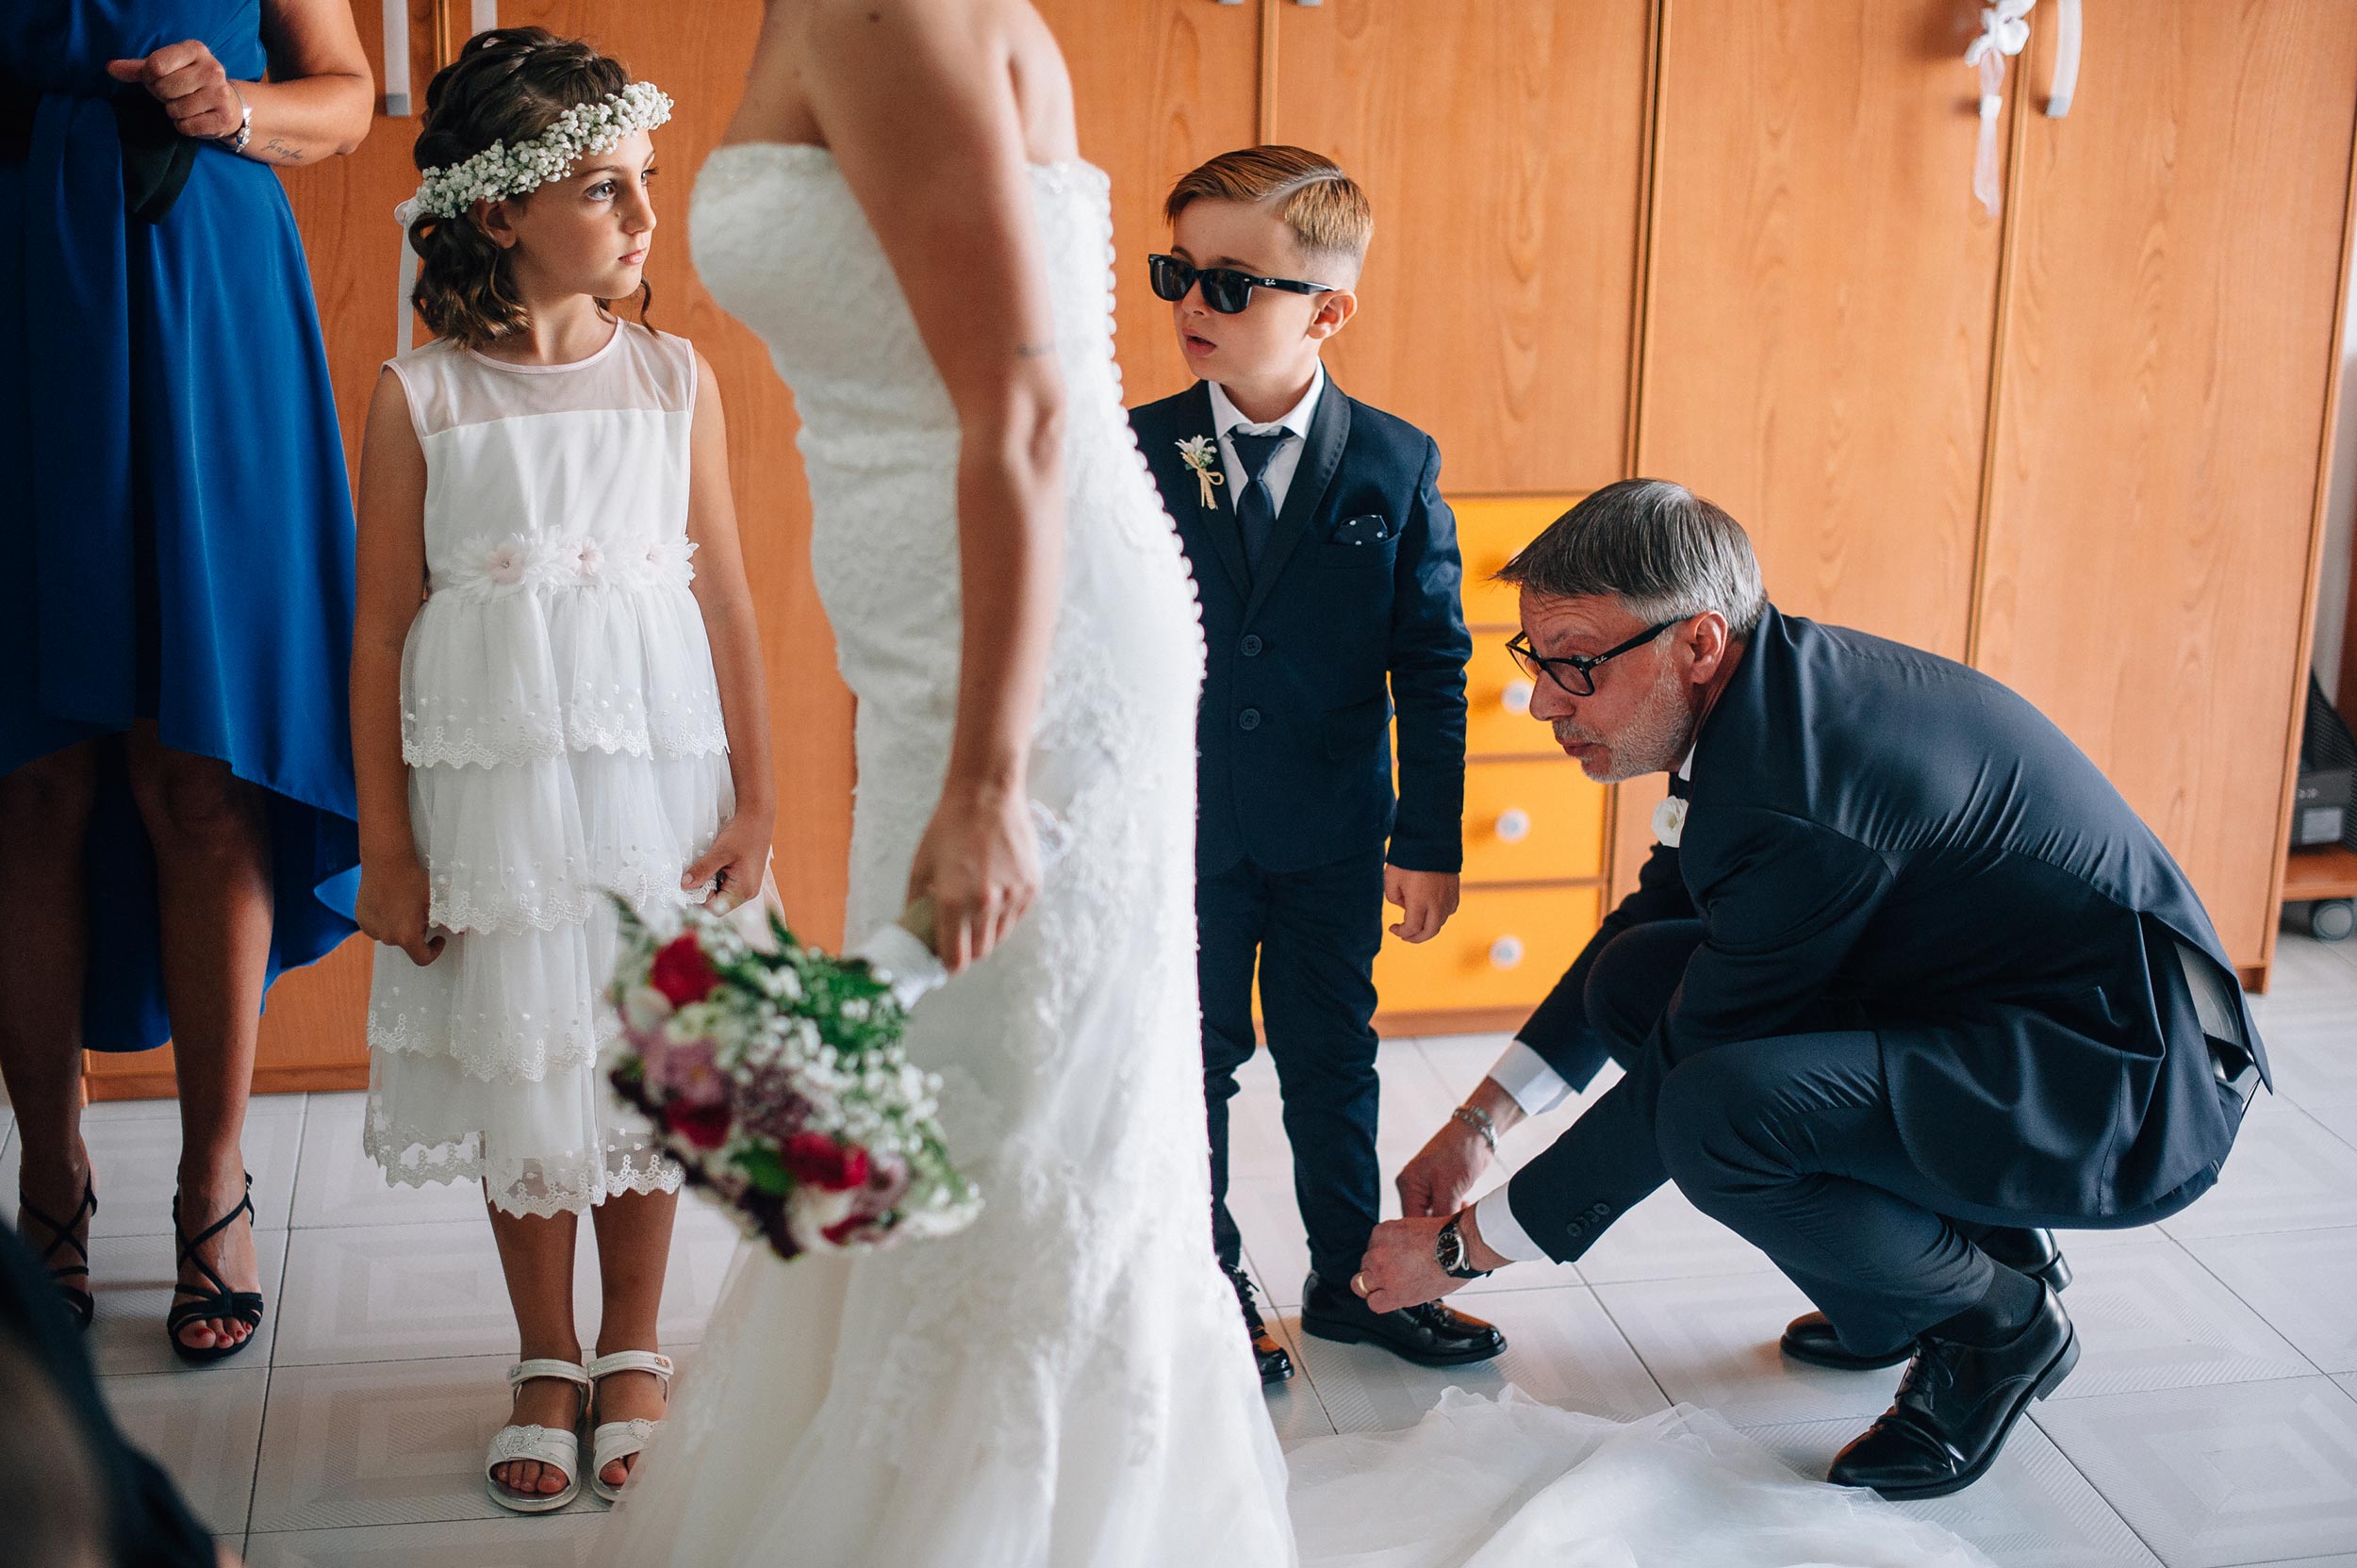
[1435,1211,1492,1280]
[215,89,253,155]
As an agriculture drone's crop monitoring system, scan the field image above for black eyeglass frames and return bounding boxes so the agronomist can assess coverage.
[1506,620,1681,699]
[1147,254,1335,315]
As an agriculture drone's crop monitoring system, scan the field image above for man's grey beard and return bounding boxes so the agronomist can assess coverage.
[1553,662,1699,784]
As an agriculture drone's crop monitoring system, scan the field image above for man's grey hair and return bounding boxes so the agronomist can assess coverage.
[1496,479,1767,637]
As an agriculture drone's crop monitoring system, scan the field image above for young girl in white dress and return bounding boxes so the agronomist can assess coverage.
[350,29,773,1514]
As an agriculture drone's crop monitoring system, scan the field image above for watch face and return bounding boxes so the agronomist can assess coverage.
[1437,1220,1466,1273]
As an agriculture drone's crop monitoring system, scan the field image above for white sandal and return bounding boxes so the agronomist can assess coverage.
[485,1357,590,1513]
[585,1348,674,1503]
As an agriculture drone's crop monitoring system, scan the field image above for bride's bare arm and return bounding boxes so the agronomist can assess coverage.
[794,0,1071,970]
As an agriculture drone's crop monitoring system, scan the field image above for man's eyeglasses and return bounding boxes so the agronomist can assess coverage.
[1506,621,1680,699]
[1147,254,1335,315]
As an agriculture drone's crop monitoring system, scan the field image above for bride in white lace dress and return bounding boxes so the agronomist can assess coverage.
[605,4,1993,1564]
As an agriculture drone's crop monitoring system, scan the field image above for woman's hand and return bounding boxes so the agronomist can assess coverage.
[106,41,248,142]
[906,780,1039,973]
[355,853,444,968]
[683,812,774,916]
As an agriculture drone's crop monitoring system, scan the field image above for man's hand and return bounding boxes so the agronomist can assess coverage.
[1352,1215,1458,1313]
[1385,866,1460,943]
[1395,1117,1491,1218]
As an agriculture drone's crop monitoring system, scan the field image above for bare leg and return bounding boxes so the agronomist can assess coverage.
[124,723,272,1352]
[486,1197,585,1499]
[588,1187,681,1490]
[0,744,99,1293]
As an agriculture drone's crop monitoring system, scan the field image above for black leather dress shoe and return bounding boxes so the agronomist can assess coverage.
[1781,1229,2072,1371]
[1225,1265,1294,1385]
[1298,1270,1506,1367]
[1828,1285,2079,1499]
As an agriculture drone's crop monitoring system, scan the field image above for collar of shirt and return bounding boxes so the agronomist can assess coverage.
[1208,361,1326,443]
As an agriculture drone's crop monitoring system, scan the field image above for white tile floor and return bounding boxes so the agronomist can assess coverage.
[11,934,2356,1566]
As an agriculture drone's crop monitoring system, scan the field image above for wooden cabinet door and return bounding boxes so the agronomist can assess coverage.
[93,0,859,1096]
[1639,0,2010,659]
[1975,0,2357,969]
[1269,0,1653,494]
[1034,0,1263,407]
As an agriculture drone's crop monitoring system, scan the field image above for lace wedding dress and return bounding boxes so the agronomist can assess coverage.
[602,142,1992,1568]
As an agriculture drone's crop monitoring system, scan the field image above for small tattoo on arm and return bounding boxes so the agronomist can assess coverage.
[260,137,305,163]
[1015,341,1056,360]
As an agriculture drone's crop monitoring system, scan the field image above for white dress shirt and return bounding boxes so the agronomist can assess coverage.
[1472,749,1695,1265]
[1208,362,1326,516]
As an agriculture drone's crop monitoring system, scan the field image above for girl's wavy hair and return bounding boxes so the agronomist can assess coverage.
[405,27,653,347]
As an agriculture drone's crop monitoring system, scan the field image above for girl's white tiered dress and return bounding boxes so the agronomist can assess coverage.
[366,321,731,1217]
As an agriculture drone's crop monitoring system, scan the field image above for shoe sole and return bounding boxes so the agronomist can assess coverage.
[1782,1251,2073,1372]
[1862,1324,2081,1501]
[1299,1315,1504,1366]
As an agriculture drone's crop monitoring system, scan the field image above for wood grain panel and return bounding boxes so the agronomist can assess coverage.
[1034,0,1263,407]
[98,1,855,1096]
[1976,0,2357,967]
[1639,0,2009,658]
[1270,0,1651,493]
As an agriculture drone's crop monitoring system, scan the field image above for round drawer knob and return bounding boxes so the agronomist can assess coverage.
[1495,808,1532,843]
[1502,679,1535,715]
[1489,934,1525,970]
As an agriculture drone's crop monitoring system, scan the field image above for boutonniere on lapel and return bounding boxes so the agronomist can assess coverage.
[1176,435,1225,510]
[1652,794,1689,848]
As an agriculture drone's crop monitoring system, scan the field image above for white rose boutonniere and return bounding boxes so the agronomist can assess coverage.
[1652,794,1689,848]
[1177,435,1225,510]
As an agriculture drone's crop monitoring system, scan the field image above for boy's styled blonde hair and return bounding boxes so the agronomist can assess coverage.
[1164,145,1374,271]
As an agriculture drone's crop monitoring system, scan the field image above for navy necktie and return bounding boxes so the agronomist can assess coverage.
[1228,429,1290,575]
[1666,771,1691,801]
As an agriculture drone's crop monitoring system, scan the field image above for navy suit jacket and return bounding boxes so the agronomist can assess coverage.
[1508,605,2267,1257]
[1130,379,1470,875]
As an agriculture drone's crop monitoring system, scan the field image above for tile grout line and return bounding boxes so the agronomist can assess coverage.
[2019,1405,2172,1568]
[1579,1279,1676,1414]
[2165,1224,2336,1385]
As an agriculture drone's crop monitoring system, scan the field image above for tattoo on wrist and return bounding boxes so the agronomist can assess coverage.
[259,137,305,163]
[1014,340,1055,359]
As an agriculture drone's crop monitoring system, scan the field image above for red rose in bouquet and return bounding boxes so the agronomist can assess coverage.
[649,933,721,1007]
[782,1131,871,1192]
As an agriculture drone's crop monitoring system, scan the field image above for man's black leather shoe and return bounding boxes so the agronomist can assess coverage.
[1298,1270,1506,1367]
[1226,1265,1294,1384]
[1827,1284,2079,1499]
[1781,1229,2072,1371]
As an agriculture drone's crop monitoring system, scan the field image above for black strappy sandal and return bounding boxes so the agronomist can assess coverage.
[167,1171,265,1364]
[18,1177,97,1330]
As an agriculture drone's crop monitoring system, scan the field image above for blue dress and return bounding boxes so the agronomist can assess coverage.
[1,0,360,1051]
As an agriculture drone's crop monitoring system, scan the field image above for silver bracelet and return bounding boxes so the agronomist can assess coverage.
[1451,1103,1497,1154]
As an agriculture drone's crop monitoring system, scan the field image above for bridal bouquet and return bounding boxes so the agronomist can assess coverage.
[604,898,980,1260]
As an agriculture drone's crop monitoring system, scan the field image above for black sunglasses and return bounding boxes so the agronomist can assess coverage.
[1507,621,1679,698]
[1147,254,1335,315]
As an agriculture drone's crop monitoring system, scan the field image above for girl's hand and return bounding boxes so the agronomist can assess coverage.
[683,813,773,916]
[356,853,445,967]
[106,41,247,142]
[906,780,1039,974]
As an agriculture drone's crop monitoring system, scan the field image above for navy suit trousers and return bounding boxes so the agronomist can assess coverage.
[1580,924,2213,1351]
[1200,850,1386,1285]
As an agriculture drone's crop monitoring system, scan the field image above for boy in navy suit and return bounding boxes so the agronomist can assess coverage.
[1129,147,1502,1381]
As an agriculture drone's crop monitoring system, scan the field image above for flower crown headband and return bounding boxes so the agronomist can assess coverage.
[399,79,673,224]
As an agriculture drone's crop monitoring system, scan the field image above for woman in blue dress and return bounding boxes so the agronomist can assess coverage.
[0,0,371,1362]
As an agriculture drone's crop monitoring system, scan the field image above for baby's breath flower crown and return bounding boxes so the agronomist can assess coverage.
[407,80,673,221]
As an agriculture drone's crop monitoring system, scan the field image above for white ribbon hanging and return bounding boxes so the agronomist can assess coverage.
[395,198,420,353]
[1965,0,2035,219]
